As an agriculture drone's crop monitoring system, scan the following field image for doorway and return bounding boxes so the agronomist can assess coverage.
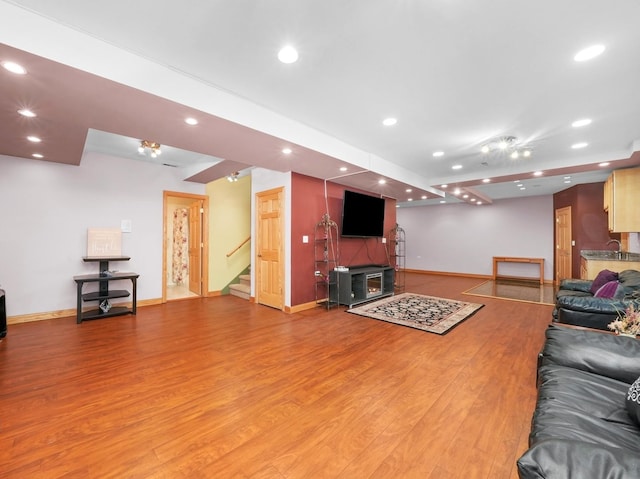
[163,191,209,301]
[255,187,284,310]
[555,206,572,283]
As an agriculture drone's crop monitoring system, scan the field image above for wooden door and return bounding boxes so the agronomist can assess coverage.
[188,200,203,295]
[555,206,572,282]
[256,187,284,310]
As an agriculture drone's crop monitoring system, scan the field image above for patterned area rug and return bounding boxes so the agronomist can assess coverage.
[348,293,484,335]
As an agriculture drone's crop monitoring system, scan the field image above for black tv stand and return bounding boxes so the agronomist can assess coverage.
[329,265,394,308]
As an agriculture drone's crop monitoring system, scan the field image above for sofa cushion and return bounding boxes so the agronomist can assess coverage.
[590,269,619,294]
[531,365,639,451]
[628,376,640,426]
[594,280,622,298]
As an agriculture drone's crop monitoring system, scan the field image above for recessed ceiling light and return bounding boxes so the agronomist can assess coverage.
[564,176,572,180]
[522,150,532,158]
[339,166,348,172]
[571,142,588,149]
[27,135,41,143]
[278,45,298,64]
[510,151,519,159]
[184,117,198,125]
[440,200,446,204]
[432,151,444,157]
[2,61,27,74]
[470,198,476,202]
[18,109,36,117]
[476,201,483,205]
[516,183,523,187]
[598,162,610,167]
[533,171,543,176]
[462,194,469,199]
[481,145,490,154]
[421,195,427,200]
[564,180,572,184]
[520,187,526,190]
[382,117,397,126]
[32,153,43,159]
[407,198,413,202]
[452,164,462,170]
[574,44,605,62]
[572,118,592,128]
[406,188,412,193]
[482,178,491,183]
[282,147,292,155]
[378,179,386,184]
[441,184,448,188]
[453,188,461,195]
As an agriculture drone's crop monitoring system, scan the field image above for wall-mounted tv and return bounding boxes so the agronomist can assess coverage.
[341,190,385,238]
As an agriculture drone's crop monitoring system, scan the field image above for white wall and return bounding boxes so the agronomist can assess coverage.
[397,195,555,280]
[0,153,203,317]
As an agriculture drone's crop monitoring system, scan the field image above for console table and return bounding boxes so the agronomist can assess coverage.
[74,256,139,324]
[492,256,544,284]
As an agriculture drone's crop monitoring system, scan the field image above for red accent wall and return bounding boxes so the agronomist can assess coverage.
[553,182,620,278]
[290,173,397,306]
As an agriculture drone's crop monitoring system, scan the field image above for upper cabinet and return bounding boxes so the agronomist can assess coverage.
[604,167,640,232]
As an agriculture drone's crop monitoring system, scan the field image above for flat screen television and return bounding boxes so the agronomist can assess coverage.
[341,190,385,237]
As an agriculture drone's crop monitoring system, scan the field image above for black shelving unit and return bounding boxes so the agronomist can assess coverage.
[314,214,339,309]
[74,256,139,324]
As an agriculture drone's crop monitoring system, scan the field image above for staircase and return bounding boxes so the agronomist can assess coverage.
[229,272,251,300]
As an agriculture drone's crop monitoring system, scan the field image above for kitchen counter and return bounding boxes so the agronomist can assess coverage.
[580,250,640,280]
[581,250,640,261]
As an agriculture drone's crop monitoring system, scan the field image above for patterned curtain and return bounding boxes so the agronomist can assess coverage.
[172,208,189,284]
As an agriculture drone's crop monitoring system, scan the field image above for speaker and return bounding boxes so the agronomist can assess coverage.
[0,289,6,339]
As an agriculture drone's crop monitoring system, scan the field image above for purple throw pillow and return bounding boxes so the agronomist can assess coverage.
[590,269,619,295]
[594,280,620,298]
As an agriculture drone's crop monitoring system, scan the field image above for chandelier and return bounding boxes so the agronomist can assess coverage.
[481,136,531,159]
[137,140,162,158]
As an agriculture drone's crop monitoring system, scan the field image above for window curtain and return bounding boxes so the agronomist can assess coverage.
[172,208,189,284]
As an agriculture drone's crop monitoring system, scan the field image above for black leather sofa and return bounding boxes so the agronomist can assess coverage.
[553,269,640,331]
[517,325,640,478]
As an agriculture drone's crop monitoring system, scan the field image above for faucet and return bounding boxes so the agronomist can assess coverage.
[607,239,623,259]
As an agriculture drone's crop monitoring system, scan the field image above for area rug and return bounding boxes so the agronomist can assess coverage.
[463,279,557,305]
[347,293,484,335]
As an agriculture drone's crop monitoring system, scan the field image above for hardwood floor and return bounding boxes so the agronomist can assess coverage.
[0,273,553,478]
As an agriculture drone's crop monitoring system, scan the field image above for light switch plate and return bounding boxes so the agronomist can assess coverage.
[121,219,132,233]
[302,235,309,243]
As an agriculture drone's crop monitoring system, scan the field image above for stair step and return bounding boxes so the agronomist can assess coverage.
[239,274,251,286]
[229,283,250,300]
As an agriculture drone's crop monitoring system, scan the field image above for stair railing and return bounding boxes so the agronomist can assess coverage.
[226,236,250,258]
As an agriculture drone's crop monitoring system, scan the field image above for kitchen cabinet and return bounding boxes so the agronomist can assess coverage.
[603,168,640,232]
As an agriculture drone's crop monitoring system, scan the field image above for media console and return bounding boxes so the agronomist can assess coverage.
[329,265,394,308]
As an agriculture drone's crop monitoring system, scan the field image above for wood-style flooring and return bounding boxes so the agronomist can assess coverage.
[0,273,553,478]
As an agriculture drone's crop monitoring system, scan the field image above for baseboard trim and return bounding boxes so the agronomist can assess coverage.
[404,268,492,280]
[8,298,162,325]
[286,300,319,314]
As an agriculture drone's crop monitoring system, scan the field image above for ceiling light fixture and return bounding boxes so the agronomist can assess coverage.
[32,153,43,159]
[572,118,592,128]
[282,147,292,155]
[452,164,462,170]
[278,46,299,64]
[27,135,41,143]
[226,171,240,182]
[481,136,532,159]
[378,179,387,184]
[432,151,444,157]
[382,117,397,126]
[571,142,588,149]
[184,117,198,126]
[482,178,491,183]
[2,61,27,74]
[18,109,36,117]
[574,44,605,62]
[137,140,162,158]
[599,162,610,167]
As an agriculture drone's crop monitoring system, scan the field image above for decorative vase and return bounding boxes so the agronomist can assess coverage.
[618,332,637,338]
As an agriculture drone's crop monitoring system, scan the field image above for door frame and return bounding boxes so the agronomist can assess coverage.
[255,187,285,310]
[554,205,572,283]
[162,190,209,302]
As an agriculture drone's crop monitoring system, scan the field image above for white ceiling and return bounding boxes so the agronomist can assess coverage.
[2,0,640,206]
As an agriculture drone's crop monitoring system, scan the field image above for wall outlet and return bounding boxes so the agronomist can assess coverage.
[302,235,309,243]
[381,237,387,243]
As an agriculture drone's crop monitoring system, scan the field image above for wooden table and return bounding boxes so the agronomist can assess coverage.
[493,256,544,285]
